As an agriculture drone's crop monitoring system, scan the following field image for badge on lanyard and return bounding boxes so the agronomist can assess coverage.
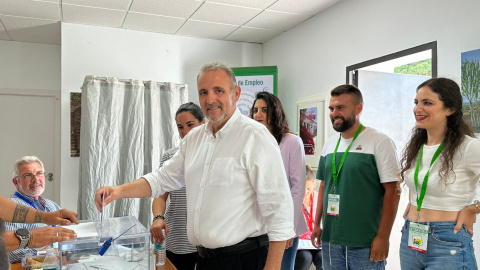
[327,194,340,216]
[408,222,429,253]
[407,142,444,253]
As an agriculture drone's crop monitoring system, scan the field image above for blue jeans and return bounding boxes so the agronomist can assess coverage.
[321,241,386,270]
[281,237,299,270]
[400,219,477,270]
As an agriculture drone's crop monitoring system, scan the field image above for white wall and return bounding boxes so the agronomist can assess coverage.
[263,0,480,129]
[0,40,60,90]
[61,23,263,212]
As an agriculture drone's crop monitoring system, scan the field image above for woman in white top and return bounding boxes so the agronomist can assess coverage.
[251,92,307,270]
[150,102,205,270]
[399,78,480,269]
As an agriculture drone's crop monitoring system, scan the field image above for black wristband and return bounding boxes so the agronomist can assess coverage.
[153,215,165,222]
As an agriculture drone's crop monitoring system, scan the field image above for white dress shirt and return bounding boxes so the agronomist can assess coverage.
[143,109,295,248]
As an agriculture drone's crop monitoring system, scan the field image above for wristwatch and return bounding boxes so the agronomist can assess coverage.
[15,228,30,249]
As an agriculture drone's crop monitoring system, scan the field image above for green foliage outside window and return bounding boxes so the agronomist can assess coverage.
[394,59,432,76]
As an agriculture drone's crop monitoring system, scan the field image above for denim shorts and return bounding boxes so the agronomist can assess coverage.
[321,241,386,270]
[400,219,477,270]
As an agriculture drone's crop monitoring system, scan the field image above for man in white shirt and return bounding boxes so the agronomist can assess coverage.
[95,61,295,270]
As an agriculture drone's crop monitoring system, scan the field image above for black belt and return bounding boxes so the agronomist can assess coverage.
[197,234,269,259]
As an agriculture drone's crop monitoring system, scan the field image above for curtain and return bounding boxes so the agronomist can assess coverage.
[78,76,187,227]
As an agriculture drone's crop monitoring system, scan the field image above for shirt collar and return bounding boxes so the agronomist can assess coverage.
[205,109,241,138]
[15,191,46,206]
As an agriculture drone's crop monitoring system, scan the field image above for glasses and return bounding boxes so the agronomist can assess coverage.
[17,172,45,180]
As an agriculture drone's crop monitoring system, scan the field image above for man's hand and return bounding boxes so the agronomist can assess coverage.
[42,209,79,225]
[150,219,169,244]
[311,226,322,248]
[369,235,389,261]
[29,226,77,248]
[95,186,120,211]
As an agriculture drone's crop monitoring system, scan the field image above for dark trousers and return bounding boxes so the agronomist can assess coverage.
[294,249,323,270]
[196,245,268,270]
[166,250,198,270]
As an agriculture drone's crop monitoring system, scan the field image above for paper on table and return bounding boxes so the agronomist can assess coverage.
[62,222,98,238]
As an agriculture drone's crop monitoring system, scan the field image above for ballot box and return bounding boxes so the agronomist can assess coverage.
[58,216,151,270]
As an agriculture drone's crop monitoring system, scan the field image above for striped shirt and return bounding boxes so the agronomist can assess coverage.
[5,192,61,263]
[159,147,197,254]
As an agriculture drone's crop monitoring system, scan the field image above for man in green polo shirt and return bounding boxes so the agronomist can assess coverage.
[311,84,400,270]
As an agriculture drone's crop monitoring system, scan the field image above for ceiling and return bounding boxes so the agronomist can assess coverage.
[0,0,340,45]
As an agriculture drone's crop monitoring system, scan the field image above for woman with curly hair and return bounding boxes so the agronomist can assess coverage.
[399,77,480,269]
[251,92,307,270]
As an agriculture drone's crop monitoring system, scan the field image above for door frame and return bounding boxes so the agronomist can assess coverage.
[0,88,61,202]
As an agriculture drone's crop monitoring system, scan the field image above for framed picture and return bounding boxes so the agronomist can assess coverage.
[232,66,277,116]
[297,93,329,169]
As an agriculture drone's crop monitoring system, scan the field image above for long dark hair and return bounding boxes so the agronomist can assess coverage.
[400,78,474,185]
[250,92,290,144]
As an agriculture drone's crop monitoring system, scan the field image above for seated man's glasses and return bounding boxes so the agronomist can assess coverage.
[17,172,45,180]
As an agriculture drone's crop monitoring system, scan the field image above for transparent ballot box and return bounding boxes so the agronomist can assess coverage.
[58,216,151,270]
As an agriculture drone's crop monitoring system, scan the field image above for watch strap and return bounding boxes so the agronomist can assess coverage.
[15,229,30,249]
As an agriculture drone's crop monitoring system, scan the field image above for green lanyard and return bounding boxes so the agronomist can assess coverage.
[332,124,364,188]
[413,142,444,212]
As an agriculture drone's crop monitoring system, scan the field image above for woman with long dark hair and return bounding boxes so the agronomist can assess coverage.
[251,92,307,270]
[399,78,480,269]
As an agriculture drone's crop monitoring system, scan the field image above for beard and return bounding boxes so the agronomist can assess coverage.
[331,114,356,133]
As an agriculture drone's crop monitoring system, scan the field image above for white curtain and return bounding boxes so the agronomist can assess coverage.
[78,76,187,227]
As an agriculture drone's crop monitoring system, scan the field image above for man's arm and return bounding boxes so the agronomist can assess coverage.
[311,181,324,248]
[0,196,78,225]
[369,182,399,261]
[95,178,152,211]
[264,240,287,270]
[3,226,77,252]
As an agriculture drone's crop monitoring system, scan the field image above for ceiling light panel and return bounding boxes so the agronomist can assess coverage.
[191,2,261,25]
[123,12,185,34]
[129,0,203,18]
[0,0,60,20]
[62,4,126,27]
[62,0,132,10]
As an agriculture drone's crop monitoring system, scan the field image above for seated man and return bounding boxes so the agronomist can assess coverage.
[5,156,61,263]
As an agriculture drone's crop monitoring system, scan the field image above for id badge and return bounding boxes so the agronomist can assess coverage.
[327,194,340,216]
[408,222,429,253]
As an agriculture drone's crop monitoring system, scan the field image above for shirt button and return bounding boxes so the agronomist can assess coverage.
[205,162,209,166]
[200,184,204,188]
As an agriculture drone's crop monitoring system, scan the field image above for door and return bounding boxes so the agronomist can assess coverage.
[0,89,60,202]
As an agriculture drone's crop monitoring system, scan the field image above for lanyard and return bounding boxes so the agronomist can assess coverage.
[413,142,444,212]
[332,124,363,187]
[15,191,38,209]
[14,191,49,211]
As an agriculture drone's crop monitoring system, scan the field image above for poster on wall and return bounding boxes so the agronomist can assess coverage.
[231,66,277,116]
[299,107,318,155]
[461,48,480,135]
